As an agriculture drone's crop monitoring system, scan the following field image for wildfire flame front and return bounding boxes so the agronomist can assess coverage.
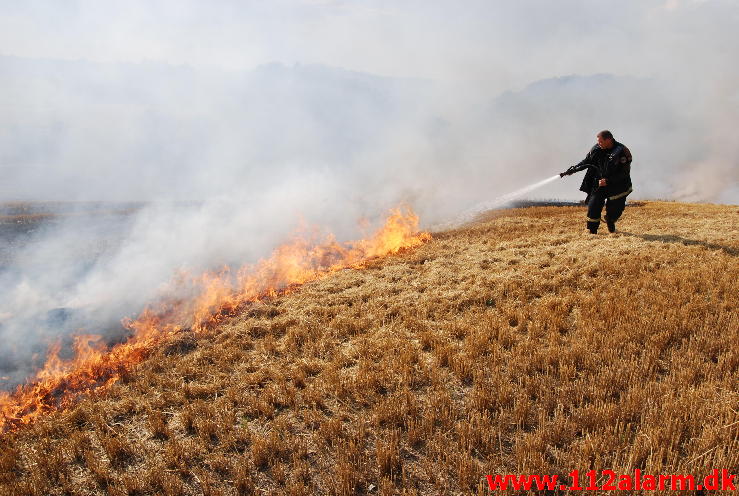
[0,205,431,432]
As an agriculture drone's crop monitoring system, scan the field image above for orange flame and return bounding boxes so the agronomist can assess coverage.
[0,205,431,432]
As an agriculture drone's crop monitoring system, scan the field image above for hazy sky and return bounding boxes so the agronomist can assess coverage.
[2,0,736,93]
[1,0,737,205]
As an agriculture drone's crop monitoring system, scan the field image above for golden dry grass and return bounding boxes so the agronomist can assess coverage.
[1,200,737,495]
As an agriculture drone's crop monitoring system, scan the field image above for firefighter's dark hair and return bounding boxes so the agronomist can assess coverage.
[597,130,614,140]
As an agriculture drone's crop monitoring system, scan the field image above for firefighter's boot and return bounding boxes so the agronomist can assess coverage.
[603,216,616,233]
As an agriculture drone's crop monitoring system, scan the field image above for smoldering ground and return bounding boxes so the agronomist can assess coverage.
[1,1,738,389]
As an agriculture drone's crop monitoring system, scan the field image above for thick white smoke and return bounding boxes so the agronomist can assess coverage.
[1,0,737,387]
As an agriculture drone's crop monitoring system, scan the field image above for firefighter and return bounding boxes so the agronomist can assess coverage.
[560,130,633,234]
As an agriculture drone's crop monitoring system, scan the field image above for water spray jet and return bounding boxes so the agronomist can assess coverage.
[434,174,562,230]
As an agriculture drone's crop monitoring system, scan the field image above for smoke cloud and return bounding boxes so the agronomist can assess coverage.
[1,0,737,387]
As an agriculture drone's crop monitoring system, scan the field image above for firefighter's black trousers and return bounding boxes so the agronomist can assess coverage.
[586,188,627,233]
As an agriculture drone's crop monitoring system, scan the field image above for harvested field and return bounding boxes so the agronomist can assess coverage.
[1,200,737,495]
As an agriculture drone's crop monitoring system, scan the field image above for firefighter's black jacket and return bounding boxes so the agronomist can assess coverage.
[568,142,633,199]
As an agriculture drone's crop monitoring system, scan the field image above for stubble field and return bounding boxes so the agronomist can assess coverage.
[1,200,737,495]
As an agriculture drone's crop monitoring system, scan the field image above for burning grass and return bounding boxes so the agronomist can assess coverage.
[0,200,737,495]
[0,205,430,431]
